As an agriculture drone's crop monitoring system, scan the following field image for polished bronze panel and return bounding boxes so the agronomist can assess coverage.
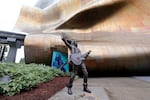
[24,32,150,72]
[14,0,150,72]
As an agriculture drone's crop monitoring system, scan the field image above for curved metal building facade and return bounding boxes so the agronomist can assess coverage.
[14,0,150,73]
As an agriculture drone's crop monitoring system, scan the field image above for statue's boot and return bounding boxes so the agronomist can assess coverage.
[67,87,72,95]
[83,83,91,93]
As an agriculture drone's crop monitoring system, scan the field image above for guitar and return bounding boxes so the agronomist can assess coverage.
[70,50,91,65]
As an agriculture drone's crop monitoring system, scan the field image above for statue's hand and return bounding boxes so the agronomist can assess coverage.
[61,33,67,40]
[88,50,92,54]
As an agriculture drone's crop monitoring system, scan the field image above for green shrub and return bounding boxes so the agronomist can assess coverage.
[0,63,68,96]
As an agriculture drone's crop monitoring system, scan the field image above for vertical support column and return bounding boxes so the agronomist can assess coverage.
[0,45,6,61]
[5,44,17,62]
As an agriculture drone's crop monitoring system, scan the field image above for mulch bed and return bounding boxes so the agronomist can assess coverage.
[0,77,69,100]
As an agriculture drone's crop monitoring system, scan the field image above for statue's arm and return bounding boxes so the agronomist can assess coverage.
[61,34,71,49]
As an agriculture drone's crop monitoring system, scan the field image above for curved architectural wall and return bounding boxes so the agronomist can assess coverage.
[14,0,150,73]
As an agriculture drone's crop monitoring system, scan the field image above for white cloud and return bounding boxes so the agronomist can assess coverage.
[0,0,38,31]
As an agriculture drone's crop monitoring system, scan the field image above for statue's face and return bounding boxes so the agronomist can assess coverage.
[71,40,77,47]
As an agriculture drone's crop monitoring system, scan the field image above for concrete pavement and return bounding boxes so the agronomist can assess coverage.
[49,77,150,100]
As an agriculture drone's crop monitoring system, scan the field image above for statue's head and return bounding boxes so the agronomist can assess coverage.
[71,39,77,47]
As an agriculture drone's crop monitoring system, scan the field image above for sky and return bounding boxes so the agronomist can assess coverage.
[0,0,38,63]
[0,0,38,31]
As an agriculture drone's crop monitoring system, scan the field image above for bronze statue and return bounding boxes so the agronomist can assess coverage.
[61,33,91,95]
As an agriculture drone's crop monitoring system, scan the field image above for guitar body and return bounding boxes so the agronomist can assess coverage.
[70,53,83,65]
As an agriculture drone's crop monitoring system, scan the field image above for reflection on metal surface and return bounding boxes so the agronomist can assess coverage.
[14,0,150,33]
[24,32,150,72]
[14,0,150,72]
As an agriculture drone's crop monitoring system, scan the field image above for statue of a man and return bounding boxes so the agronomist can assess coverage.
[61,33,91,95]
